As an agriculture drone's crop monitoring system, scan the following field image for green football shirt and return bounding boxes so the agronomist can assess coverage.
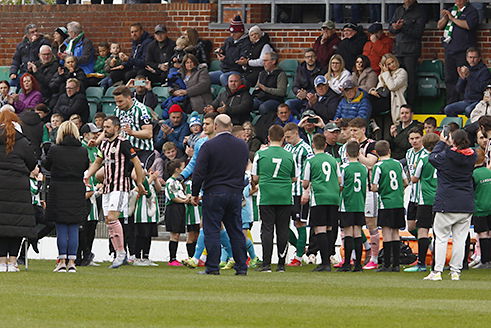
[284,139,313,196]
[372,158,407,209]
[414,154,437,206]
[406,147,429,203]
[252,146,297,205]
[164,176,186,206]
[115,99,153,151]
[473,166,491,216]
[303,152,340,206]
[185,180,201,225]
[339,161,368,213]
[134,177,160,223]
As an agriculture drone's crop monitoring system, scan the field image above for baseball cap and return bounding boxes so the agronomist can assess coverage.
[154,24,167,33]
[80,123,102,135]
[189,116,202,127]
[301,110,316,119]
[367,23,383,34]
[314,75,328,87]
[341,79,357,90]
[324,122,340,132]
[343,23,358,30]
[321,20,335,30]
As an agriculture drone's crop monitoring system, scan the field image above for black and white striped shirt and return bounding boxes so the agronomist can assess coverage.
[98,137,137,193]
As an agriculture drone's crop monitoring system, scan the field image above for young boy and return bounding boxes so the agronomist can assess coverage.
[338,140,368,272]
[43,113,63,143]
[88,42,110,87]
[405,127,428,238]
[164,159,191,266]
[423,117,438,135]
[133,169,162,266]
[101,42,122,88]
[404,132,440,272]
[252,125,297,272]
[302,134,340,272]
[242,159,260,268]
[184,179,201,259]
[185,116,203,150]
[372,140,408,272]
[471,149,491,268]
[93,112,107,130]
[283,122,313,267]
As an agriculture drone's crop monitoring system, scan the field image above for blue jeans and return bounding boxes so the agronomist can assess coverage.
[202,192,247,273]
[444,100,479,117]
[209,70,240,87]
[253,98,281,115]
[56,223,79,260]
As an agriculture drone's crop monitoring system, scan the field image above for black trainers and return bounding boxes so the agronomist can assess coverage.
[276,264,285,272]
[197,270,220,275]
[256,265,272,272]
[336,266,351,272]
[352,264,363,272]
[391,265,400,272]
[313,264,331,272]
[376,266,391,272]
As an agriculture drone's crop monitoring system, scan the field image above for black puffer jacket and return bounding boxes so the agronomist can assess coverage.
[10,35,51,75]
[336,30,368,72]
[125,31,154,70]
[211,84,252,125]
[220,33,251,73]
[53,92,89,123]
[292,61,326,95]
[388,1,428,57]
[43,135,89,225]
[31,59,59,100]
[0,129,37,238]
[18,110,43,160]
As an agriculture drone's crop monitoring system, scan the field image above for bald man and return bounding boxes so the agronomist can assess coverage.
[192,114,249,275]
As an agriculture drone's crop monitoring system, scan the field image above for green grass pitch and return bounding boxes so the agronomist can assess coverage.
[1,260,490,327]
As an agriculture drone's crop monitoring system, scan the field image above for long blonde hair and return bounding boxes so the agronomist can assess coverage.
[380,53,400,71]
[326,54,346,80]
[56,121,80,144]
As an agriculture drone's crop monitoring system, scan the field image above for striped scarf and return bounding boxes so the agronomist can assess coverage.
[65,32,84,55]
[443,5,465,44]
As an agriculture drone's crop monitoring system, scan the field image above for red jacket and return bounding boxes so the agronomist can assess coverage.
[362,35,393,75]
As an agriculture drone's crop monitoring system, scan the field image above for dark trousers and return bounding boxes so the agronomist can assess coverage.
[397,55,419,105]
[77,221,98,261]
[0,237,22,257]
[260,205,292,266]
[135,236,151,258]
[445,51,467,104]
[202,192,247,273]
[137,149,156,170]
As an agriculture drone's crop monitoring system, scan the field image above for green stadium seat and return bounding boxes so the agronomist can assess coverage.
[440,116,463,128]
[153,86,169,103]
[209,60,221,72]
[88,102,98,122]
[0,66,10,82]
[153,104,163,118]
[86,87,103,103]
[415,60,446,114]
[417,59,444,81]
[286,76,295,100]
[211,84,223,99]
[102,86,117,101]
[279,59,298,78]
[102,102,116,116]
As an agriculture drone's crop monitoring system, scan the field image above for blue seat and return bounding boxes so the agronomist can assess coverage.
[440,116,463,129]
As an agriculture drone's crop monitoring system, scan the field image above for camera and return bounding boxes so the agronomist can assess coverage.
[442,125,451,138]
[307,117,318,124]
[134,80,146,87]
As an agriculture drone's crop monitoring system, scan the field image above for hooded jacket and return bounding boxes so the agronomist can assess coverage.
[125,31,154,70]
[429,141,476,213]
[18,110,43,159]
[0,129,37,238]
[220,33,251,73]
[211,84,252,125]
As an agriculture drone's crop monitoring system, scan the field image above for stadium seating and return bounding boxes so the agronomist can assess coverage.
[278,59,298,78]
[209,60,221,72]
[415,59,446,114]
[153,104,163,118]
[153,86,169,103]
[0,66,9,81]
[440,116,463,128]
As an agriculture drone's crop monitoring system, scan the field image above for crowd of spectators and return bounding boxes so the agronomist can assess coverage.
[1,0,491,271]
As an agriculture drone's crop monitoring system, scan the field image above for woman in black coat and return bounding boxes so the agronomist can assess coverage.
[43,121,89,273]
[0,110,37,273]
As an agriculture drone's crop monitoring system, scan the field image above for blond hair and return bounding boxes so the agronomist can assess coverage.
[326,54,345,80]
[380,53,400,70]
[56,121,80,144]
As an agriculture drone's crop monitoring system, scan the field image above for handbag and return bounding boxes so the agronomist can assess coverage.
[376,87,390,98]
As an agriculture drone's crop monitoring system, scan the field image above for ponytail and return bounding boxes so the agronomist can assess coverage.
[0,110,20,154]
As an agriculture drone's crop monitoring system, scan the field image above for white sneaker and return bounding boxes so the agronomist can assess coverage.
[423,271,442,281]
[330,255,340,265]
[450,271,460,281]
[471,261,483,269]
[0,263,7,272]
[145,259,159,267]
[88,261,100,267]
[133,259,148,266]
[127,255,136,264]
[53,262,67,273]
[469,257,481,268]
[7,263,19,272]
[109,255,127,269]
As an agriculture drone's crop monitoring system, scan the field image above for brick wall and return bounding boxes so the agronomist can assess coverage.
[1,3,491,67]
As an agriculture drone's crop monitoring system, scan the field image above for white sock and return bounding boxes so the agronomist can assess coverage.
[370,256,378,264]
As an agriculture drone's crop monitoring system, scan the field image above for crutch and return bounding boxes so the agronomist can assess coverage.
[17,237,29,271]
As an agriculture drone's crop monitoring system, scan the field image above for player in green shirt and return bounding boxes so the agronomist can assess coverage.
[302,134,340,272]
[472,149,491,268]
[405,127,428,238]
[283,123,313,267]
[372,140,408,272]
[252,125,297,272]
[405,133,440,272]
[338,141,368,272]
